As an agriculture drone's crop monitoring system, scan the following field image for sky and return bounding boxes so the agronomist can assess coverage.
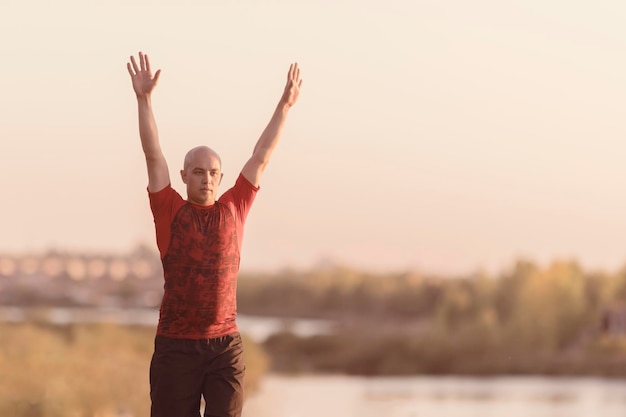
[1,0,625,275]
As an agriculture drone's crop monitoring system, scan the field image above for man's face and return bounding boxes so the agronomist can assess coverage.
[180,149,223,206]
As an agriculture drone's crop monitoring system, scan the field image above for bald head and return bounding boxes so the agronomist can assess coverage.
[183,146,222,171]
[180,146,224,206]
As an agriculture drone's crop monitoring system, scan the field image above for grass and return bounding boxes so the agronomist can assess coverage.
[0,322,268,417]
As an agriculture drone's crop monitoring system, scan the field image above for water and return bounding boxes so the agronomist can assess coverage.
[3,307,624,416]
[0,306,332,342]
[243,374,626,417]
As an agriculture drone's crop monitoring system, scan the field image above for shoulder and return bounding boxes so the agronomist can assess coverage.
[149,184,185,213]
[219,174,259,201]
[235,173,260,193]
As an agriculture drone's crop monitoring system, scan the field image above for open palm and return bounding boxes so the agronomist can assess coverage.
[282,63,302,107]
[127,52,161,97]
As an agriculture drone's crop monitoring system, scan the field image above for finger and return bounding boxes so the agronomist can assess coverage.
[139,51,146,71]
[126,62,135,77]
[288,63,294,81]
[153,69,162,84]
[295,64,300,82]
[130,55,140,74]
[145,54,152,73]
[298,79,303,89]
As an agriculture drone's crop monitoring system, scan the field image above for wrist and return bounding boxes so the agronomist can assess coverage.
[136,94,152,103]
[276,100,291,112]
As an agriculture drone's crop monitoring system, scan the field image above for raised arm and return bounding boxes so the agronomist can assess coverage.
[241,63,303,187]
[127,52,170,192]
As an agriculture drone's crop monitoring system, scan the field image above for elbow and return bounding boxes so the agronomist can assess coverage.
[144,153,166,166]
[144,153,160,163]
[251,149,272,167]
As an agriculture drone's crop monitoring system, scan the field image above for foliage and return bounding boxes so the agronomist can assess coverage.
[239,259,626,376]
[0,323,268,417]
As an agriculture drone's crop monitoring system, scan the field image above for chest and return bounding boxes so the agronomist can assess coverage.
[167,204,239,263]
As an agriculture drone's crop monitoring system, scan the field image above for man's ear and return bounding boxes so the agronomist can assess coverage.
[219,173,223,185]
[180,169,187,184]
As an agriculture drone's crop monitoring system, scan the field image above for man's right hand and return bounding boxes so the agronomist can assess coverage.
[127,51,170,192]
[127,52,161,98]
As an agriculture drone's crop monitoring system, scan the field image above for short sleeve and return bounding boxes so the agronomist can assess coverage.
[148,184,186,258]
[218,173,259,224]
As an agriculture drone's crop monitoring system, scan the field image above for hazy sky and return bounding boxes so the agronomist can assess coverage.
[1,0,625,275]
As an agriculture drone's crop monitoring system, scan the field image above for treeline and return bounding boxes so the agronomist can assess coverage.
[238,260,626,376]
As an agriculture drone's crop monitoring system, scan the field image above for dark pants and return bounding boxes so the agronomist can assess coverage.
[149,333,246,417]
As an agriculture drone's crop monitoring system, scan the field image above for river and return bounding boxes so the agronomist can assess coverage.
[0,306,333,342]
[243,374,626,417]
[2,307,625,416]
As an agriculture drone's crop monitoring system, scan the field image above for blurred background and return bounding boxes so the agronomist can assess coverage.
[1,0,625,416]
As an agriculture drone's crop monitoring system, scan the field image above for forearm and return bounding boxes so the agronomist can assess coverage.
[252,101,291,163]
[136,95,164,161]
[242,62,301,186]
[136,95,170,191]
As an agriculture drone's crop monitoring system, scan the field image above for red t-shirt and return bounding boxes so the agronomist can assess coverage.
[148,173,259,339]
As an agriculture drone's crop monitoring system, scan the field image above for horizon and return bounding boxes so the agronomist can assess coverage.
[0,243,624,278]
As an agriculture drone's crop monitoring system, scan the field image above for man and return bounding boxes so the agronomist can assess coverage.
[126,51,302,417]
